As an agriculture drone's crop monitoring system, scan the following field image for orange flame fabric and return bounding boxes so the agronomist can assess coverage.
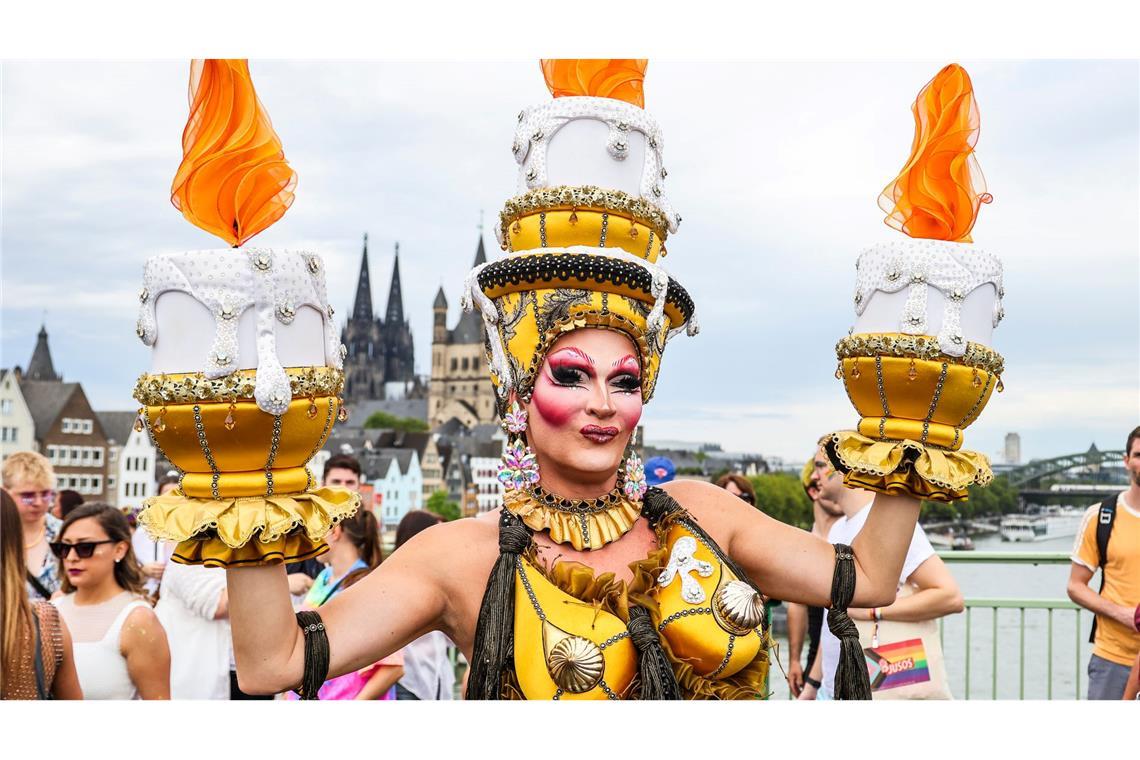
[171,60,297,247]
[540,59,648,108]
[878,63,992,243]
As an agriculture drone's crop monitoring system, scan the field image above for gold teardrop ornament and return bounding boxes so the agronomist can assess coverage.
[712,580,765,636]
[543,620,604,694]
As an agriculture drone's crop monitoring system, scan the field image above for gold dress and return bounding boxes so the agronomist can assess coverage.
[480,492,773,700]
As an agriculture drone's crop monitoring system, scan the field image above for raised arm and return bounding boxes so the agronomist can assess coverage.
[227,519,483,696]
[664,480,920,610]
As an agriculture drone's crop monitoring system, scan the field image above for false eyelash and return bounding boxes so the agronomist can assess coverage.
[551,366,587,386]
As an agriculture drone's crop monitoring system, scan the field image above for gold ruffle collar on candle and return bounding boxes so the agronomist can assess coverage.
[503,485,642,551]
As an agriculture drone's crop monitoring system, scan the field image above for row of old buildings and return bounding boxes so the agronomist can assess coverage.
[1,327,156,506]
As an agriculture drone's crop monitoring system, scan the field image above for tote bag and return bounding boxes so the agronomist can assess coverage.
[853,583,953,700]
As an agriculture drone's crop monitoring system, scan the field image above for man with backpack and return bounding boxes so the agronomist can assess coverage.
[1068,425,1140,699]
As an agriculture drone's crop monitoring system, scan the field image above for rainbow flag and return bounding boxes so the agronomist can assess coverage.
[864,637,931,691]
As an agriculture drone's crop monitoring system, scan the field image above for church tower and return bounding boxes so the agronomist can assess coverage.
[381,243,415,384]
[428,235,497,429]
[341,234,384,402]
[26,324,61,381]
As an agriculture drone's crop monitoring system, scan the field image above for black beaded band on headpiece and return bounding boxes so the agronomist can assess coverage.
[477,252,695,324]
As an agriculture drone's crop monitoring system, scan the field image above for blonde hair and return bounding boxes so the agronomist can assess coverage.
[1,451,55,490]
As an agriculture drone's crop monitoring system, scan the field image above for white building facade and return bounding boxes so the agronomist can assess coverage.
[116,426,157,507]
[471,450,505,513]
[0,370,35,461]
[372,450,423,532]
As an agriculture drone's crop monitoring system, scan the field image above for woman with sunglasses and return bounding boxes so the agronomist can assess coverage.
[1,490,82,699]
[716,473,757,506]
[51,504,170,699]
[1,451,62,601]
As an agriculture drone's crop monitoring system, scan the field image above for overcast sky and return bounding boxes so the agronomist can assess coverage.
[2,60,1137,463]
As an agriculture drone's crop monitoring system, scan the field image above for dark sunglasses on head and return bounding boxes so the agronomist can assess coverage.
[49,540,116,559]
[16,489,56,506]
[736,492,755,505]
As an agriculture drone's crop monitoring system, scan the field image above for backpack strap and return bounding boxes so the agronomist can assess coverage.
[26,570,52,601]
[1088,494,1119,644]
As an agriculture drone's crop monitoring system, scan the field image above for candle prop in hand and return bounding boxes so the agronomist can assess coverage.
[135,59,358,566]
[824,64,1004,503]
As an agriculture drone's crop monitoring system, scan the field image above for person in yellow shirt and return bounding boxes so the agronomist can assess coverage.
[1068,426,1140,699]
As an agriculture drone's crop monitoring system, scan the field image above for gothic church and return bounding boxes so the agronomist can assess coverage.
[341,234,416,402]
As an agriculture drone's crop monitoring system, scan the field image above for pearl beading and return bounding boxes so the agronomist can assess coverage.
[511,97,678,236]
[853,239,1004,357]
[136,249,344,415]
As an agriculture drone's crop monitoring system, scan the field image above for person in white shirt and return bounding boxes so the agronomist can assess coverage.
[392,510,457,700]
[154,560,230,699]
[800,456,963,700]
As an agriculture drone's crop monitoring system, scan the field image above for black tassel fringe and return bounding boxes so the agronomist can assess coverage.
[627,605,681,699]
[828,542,872,700]
[465,510,532,700]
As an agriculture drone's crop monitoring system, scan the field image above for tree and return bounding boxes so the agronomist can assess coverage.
[426,489,460,522]
[749,472,813,530]
[363,411,428,432]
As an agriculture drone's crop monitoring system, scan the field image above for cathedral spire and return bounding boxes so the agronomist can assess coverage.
[385,242,404,325]
[351,233,373,322]
[27,323,61,381]
[473,234,487,266]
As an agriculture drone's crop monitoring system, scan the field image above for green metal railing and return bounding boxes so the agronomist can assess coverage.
[938,550,1084,700]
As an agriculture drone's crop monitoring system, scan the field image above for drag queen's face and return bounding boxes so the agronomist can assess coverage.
[524,328,643,493]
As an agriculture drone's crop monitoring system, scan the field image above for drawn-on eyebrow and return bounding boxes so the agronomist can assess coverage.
[611,354,639,372]
[550,347,594,366]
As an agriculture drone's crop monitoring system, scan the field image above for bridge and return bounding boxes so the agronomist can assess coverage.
[1003,443,1125,488]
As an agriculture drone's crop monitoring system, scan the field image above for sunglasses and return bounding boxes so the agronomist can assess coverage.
[49,540,116,559]
[736,492,756,505]
[16,489,56,506]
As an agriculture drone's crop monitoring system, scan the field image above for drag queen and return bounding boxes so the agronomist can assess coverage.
[141,59,1000,700]
[218,60,924,701]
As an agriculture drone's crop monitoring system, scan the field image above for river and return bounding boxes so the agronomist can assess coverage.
[769,531,1097,700]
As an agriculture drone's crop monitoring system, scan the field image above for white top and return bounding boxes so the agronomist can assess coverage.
[397,630,456,700]
[819,500,934,697]
[154,561,231,700]
[54,591,150,700]
[131,529,174,597]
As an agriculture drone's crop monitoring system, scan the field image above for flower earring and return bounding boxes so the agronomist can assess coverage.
[622,449,647,502]
[498,400,540,491]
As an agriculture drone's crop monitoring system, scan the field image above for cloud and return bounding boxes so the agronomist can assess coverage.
[2,61,1136,465]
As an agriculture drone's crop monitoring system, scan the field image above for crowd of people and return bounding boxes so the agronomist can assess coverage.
[3,426,1138,701]
[0,450,458,701]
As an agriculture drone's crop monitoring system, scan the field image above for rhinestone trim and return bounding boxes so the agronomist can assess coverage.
[920,362,949,445]
[957,371,994,429]
[836,334,1004,375]
[499,185,670,246]
[657,607,712,632]
[264,414,283,496]
[134,367,344,406]
[708,635,736,679]
[192,404,221,500]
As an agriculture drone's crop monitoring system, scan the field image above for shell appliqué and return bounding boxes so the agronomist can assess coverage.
[712,580,765,636]
[543,620,604,693]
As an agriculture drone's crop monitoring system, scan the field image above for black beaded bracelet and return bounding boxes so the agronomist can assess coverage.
[295,610,329,700]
